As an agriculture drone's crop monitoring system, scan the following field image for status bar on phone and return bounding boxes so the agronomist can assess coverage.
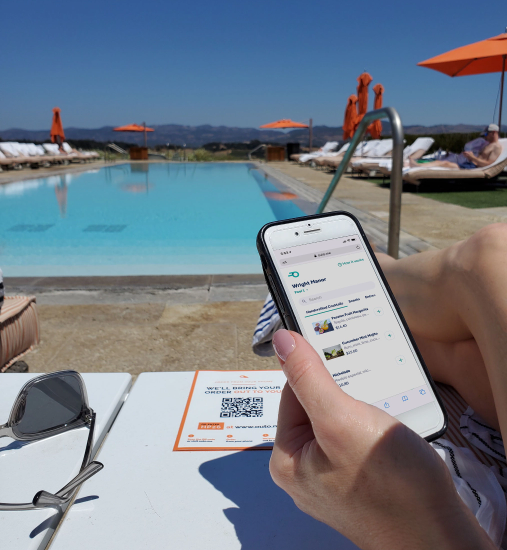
[278,242,362,268]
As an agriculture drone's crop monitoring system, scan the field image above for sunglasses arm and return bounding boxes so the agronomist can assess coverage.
[0,410,103,510]
[33,461,104,507]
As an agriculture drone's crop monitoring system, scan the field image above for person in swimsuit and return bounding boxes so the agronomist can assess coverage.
[409,124,502,170]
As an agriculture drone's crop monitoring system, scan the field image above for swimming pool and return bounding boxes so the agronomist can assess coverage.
[0,163,308,276]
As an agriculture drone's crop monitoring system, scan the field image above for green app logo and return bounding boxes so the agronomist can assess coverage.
[288,271,299,278]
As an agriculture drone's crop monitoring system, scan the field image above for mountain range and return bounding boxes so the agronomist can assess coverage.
[1,122,503,148]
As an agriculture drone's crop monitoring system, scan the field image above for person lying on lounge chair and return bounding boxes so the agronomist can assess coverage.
[409,124,501,170]
[270,223,507,550]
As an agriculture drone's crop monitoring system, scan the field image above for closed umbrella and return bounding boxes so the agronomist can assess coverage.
[343,95,359,140]
[368,84,385,139]
[113,123,154,147]
[418,31,507,129]
[356,72,373,115]
[354,72,373,131]
[50,107,65,148]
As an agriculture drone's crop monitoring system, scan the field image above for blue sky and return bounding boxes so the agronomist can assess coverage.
[1,0,506,130]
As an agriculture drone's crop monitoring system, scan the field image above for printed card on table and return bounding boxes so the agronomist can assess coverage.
[173,370,286,451]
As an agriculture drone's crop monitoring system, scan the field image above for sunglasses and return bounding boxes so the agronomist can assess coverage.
[0,370,103,510]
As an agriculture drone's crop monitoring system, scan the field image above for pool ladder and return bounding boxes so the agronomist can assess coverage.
[317,107,404,259]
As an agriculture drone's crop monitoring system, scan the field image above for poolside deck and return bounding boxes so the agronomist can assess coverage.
[4,160,507,375]
[264,162,507,251]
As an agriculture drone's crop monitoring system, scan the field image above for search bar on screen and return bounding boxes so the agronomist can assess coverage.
[300,281,375,306]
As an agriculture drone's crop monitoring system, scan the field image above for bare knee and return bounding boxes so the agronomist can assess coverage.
[439,161,459,169]
[446,223,507,281]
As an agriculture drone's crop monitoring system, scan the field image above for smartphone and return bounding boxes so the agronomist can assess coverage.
[257,211,447,441]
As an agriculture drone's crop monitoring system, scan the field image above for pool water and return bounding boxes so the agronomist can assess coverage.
[0,163,306,276]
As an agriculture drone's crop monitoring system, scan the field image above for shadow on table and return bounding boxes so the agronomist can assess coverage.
[199,449,358,550]
[29,496,99,539]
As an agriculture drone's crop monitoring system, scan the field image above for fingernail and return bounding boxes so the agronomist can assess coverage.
[272,330,296,362]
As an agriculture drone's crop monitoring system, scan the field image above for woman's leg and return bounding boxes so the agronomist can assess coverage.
[377,224,507,435]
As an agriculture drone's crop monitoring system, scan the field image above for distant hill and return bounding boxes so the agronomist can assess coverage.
[1,122,504,148]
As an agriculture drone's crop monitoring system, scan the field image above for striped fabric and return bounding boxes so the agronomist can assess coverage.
[0,296,40,373]
[437,382,505,470]
[251,294,281,357]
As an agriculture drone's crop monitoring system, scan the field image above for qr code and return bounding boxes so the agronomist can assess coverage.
[220,397,263,418]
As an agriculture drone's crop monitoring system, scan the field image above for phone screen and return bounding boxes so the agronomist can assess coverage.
[263,214,445,437]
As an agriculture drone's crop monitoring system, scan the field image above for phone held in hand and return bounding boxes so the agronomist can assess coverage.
[257,211,447,441]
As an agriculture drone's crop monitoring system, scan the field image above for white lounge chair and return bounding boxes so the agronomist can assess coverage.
[290,141,338,163]
[0,142,40,168]
[316,139,385,169]
[402,139,507,186]
[351,139,394,173]
[62,142,99,161]
[376,138,436,176]
[0,148,20,169]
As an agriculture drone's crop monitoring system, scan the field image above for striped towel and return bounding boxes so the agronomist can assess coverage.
[0,296,40,372]
[0,268,3,312]
[251,294,281,357]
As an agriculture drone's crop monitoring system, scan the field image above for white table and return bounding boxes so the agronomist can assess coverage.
[0,373,132,550]
[50,372,359,549]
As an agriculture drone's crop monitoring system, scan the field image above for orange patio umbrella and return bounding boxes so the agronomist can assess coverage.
[368,83,385,139]
[342,95,359,140]
[114,122,154,147]
[418,31,507,128]
[50,107,65,146]
[259,119,309,129]
[260,118,311,152]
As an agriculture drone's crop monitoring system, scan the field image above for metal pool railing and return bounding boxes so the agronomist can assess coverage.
[316,107,404,259]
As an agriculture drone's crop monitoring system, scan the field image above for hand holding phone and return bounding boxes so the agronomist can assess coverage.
[269,330,493,550]
[257,211,446,440]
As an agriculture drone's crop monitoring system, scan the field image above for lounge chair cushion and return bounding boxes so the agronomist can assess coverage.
[14,143,30,156]
[336,142,350,155]
[0,296,40,372]
[368,139,393,158]
[0,143,19,158]
[355,140,380,156]
[62,142,73,154]
[43,143,61,155]
[404,137,435,159]
[298,142,339,163]
[25,143,41,156]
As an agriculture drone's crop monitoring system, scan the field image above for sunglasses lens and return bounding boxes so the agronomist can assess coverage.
[16,373,84,435]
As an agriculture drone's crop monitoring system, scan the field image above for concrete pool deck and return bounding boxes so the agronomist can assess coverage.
[265,162,507,250]
[3,160,506,376]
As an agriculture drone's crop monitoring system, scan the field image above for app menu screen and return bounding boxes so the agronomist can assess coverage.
[274,232,436,417]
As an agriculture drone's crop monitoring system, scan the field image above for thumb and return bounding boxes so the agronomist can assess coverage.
[273,329,354,428]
